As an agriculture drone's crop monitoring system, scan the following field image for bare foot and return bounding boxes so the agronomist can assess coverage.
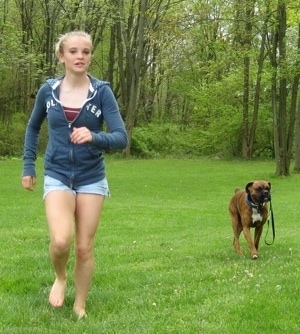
[73,304,87,320]
[49,278,67,308]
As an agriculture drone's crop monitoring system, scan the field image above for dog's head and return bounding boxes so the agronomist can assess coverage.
[246,180,271,204]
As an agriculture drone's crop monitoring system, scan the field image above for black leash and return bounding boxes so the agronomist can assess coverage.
[264,199,275,245]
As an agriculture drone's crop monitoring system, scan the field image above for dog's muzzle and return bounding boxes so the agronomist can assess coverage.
[261,190,270,202]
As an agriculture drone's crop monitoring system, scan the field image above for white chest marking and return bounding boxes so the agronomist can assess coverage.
[252,208,262,224]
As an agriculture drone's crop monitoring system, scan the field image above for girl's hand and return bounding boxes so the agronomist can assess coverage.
[70,127,92,144]
[22,176,36,191]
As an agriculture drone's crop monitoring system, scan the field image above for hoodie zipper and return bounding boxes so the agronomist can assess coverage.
[50,81,98,188]
[51,87,97,128]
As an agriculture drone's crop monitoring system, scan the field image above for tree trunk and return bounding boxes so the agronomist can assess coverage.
[250,3,271,157]
[120,0,148,155]
[242,55,250,159]
[235,0,255,159]
[294,99,300,172]
[293,23,300,171]
[272,1,289,175]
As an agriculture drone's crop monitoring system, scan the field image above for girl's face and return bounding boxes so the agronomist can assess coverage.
[59,36,92,74]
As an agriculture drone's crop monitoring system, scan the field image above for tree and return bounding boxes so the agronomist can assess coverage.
[114,0,181,154]
[1,0,300,163]
[269,0,299,175]
[295,98,300,172]
[231,0,256,159]
[293,23,300,171]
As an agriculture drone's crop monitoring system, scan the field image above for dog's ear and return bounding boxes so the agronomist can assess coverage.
[245,182,254,193]
[268,182,271,189]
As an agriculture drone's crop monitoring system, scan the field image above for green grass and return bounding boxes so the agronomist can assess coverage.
[1,157,300,333]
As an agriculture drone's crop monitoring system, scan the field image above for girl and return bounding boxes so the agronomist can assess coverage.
[22,31,128,319]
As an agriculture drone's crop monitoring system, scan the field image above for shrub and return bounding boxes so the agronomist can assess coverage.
[0,113,48,157]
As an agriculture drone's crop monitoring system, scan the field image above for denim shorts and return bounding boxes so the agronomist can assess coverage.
[43,175,110,199]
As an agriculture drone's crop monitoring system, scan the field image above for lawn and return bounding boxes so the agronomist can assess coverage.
[0,157,300,333]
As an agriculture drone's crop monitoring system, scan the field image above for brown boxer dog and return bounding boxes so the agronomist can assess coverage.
[229,181,271,259]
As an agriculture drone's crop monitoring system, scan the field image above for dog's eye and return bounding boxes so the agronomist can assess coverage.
[255,187,262,191]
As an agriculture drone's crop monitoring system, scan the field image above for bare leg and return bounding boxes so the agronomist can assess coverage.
[73,193,104,318]
[45,190,75,307]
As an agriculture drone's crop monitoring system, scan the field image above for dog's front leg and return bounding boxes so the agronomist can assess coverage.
[242,226,258,259]
[231,219,243,255]
[254,226,263,251]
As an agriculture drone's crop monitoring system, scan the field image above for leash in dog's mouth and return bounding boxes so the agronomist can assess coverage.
[245,193,275,245]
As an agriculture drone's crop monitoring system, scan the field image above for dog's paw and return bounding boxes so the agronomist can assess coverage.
[251,254,259,260]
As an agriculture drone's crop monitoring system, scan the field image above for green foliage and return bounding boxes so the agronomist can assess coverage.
[131,124,182,158]
[0,113,48,157]
[0,0,298,164]
[131,111,273,159]
[0,113,27,157]
[134,68,252,158]
[1,112,273,159]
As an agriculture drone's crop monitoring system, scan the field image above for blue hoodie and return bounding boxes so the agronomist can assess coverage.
[22,75,128,188]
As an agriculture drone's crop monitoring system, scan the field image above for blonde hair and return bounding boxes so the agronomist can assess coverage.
[55,31,93,58]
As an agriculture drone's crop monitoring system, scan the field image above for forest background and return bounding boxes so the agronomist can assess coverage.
[0,0,299,176]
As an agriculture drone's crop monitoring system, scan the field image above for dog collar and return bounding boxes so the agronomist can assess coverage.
[245,193,265,213]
